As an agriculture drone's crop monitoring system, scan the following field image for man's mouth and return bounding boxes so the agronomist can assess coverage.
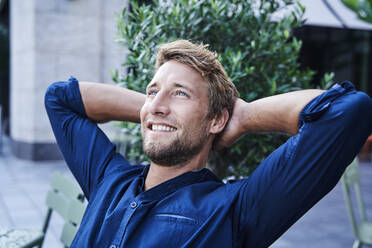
[148,123,177,132]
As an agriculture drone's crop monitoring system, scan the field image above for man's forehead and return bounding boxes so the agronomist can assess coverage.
[148,61,208,90]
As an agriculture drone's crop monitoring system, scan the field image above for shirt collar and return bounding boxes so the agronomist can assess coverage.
[136,164,221,202]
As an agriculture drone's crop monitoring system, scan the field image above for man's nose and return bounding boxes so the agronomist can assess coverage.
[149,92,170,116]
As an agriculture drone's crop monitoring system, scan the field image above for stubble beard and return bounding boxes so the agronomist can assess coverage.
[143,128,209,167]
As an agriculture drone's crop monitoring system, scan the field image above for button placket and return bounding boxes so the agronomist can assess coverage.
[112,199,141,247]
[116,199,142,247]
[130,201,137,209]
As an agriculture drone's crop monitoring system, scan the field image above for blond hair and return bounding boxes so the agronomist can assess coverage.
[156,40,238,120]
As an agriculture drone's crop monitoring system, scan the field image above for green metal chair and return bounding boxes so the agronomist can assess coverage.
[0,172,87,248]
[341,158,372,248]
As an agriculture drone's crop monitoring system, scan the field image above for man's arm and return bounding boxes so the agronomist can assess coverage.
[216,89,324,149]
[78,82,145,123]
[80,83,322,138]
[45,78,137,198]
[242,89,325,134]
[225,82,372,247]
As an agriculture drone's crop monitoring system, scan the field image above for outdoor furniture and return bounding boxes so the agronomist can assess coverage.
[0,172,87,248]
[341,158,372,248]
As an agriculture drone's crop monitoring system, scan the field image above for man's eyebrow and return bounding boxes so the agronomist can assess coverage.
[146,82,194,93]
[173,82,193,93]
[146,82,157,90]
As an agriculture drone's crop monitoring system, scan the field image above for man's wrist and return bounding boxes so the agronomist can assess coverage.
[234,98,252,135]
[240,100,259,134]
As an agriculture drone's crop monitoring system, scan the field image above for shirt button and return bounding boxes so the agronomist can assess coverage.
[130,201,137,208]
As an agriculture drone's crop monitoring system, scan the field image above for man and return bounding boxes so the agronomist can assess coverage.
[45,40,372,247]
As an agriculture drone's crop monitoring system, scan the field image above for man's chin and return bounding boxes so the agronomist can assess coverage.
[143,142,186,167]
[143,140,174,152]
[144,151,182,167]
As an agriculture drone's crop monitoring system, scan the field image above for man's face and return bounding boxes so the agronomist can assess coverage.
[140,60,212,166]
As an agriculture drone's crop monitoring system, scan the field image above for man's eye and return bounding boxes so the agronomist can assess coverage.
[147,90,157,96]
[175,90,188,97]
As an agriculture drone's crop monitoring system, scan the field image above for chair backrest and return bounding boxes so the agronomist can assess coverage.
[60,196,87,247]
[43,173,87,248]
[341,158,367,238]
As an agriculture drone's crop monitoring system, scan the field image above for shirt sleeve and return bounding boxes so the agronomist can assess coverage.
[233,82,372,247]
[44,77,131,199]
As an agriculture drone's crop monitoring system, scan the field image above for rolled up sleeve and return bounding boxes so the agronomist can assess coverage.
[44,77,130,198]
[235,81,372,247]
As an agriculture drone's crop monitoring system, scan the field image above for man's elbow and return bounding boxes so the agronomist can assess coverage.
[342,91,372,135]
[44,81,65,109]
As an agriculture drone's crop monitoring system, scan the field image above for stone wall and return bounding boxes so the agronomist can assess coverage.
[10,0,127,160]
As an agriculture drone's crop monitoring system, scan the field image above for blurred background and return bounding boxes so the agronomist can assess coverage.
[0,0,372,247]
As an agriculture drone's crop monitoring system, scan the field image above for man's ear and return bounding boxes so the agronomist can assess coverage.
[209,108,229,134]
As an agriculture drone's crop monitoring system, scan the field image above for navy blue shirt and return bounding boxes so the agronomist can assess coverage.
[45,77,372,248]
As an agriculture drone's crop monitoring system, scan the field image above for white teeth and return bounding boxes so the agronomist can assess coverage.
[152,124,176,132]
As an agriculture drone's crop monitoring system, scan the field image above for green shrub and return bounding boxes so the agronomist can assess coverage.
[342,0,372,23]
[113,0,332,178]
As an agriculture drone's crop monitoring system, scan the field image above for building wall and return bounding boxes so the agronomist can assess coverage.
[10,0,127,160]
[295,26,372,95]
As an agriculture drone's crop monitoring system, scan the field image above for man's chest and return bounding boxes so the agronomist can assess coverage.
[73,178,236,247]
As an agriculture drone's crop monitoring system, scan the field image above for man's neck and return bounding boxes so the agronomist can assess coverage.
[144,152,208,191]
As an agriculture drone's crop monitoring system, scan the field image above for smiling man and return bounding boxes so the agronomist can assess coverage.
[142,61,214,172]
[45,40,372,247]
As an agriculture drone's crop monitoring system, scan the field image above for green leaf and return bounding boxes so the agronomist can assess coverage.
[113,0,321,179]
[271,80,277,94]
[341,0,372,23]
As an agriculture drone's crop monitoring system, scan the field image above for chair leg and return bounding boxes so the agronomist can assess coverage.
[353,240,362,248]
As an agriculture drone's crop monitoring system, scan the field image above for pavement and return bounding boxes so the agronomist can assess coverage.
[1,135,372,248]
[0,136,71,248]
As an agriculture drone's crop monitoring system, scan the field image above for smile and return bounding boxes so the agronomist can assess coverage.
[150,124,177,132]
